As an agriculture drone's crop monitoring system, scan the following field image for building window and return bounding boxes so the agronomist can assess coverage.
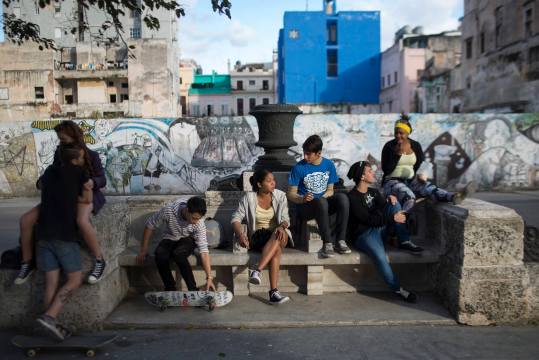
[193,104,200,116]
[325,0,336,15]
[262,80,269,90]
[55,28,61,39]
[466,37,473,59]
[381,77,385,88]
[387,74,391,86]
[249,98,256,111]
[130,27,141,39]
[394,71,398,84]
[64,95,73,104]
[54,4,61,16]
[0,88,8,100]
[237,98,244,115]
[495,6,503,48]
[110,94,117,103]
[107,81,114,87]
[237,80,243,90]
[121,82,128,89]
[120,94,129,102]
[525,7,533,38]
[35,3,39,14]
[221,104,228,115]
[530,46,539,65]
[388,101,393,112]
[35,87,44,100]
[207,104,213,116]
[480,32,485,54]
[327,49,338,77]
[180,77,183,85]
[327,20,337,45]
[249,80,255,86]
[262,98,269,105]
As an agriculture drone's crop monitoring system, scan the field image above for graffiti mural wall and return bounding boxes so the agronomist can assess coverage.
[0,113,538,197]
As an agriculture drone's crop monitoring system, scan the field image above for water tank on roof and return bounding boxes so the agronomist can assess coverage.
[413,26,424,35]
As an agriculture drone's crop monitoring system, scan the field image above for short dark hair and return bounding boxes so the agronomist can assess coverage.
[187,196,207,216]
[249,168,272,192]
[59,143,83,165]
[302,135,323,153]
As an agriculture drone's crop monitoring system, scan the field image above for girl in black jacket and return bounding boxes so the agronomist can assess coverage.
[381,114,476,212]
[347,161,419,303]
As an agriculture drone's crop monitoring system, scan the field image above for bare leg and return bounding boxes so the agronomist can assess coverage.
[77,203,103,259]
[45,271,82,318]
[43,270,60,309]
[268,246,282,290]
[19,206,40,263]
[258,236,281,271]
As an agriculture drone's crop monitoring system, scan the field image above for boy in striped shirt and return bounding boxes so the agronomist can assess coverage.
[136,196,215,291]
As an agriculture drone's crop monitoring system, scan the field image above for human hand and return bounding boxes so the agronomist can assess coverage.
[417,174,427,183]
[394,211,406,224]
[136,250,147,265]
[303,192,314,202]
[239,233,250,249]
[83,179,94,190]
[388,195,397,205]
[205,277,216,291]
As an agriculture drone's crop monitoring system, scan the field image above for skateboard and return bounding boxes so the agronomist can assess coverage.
[11,334,118,357]
[144,290,233,311]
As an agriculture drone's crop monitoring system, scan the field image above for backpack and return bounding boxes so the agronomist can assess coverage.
[205,218,225,249]
[0,246,22,269]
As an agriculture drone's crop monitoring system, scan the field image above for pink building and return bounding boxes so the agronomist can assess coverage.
[379,26,461,113]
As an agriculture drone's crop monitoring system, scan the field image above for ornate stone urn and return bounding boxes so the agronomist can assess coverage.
[250,104,302,171]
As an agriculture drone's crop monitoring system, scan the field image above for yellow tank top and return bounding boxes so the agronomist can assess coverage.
[255,204,277,231]
[388,152,416,179]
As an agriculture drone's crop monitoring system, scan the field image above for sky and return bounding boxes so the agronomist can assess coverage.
[179,0,464,73]
[0,1,463,71]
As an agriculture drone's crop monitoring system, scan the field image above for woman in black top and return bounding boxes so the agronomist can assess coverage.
[381,114,476,212]
[347,161,420,303]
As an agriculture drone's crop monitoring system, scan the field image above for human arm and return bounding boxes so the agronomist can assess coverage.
[412,140,425,175]
[136,226,153,265]
[287,185,312,204]
[349,190,391,228]
[231,196,250,248]
[199,252,216,291]
[78,181,93,204]
[322,183,334,198]
[232,220,249,249]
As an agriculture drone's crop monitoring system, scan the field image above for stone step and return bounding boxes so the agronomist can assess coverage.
[104,292,455,329]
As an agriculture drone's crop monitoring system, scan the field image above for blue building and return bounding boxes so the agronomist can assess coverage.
[277,0,381,104]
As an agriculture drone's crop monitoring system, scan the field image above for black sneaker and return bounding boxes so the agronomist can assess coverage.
[269,289,290,305]
[321,243,336,258]
[336,240,352,254]
[395,287,417,303]
[36,315,65,341]
[14,261,35,285]
[87,258,106,284]
[399,241,424,255]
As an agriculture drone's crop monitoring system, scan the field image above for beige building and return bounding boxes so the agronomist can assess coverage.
[380,27,461,113]
[1,1,179,120]
[179,59,200,116]
[461,0,539,112]
[230,62,275,115]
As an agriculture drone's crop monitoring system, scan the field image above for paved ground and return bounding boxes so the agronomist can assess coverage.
[2,326,539,359]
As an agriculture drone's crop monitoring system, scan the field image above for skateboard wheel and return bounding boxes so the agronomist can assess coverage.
[86,349,96,357]
[26,349,37,357]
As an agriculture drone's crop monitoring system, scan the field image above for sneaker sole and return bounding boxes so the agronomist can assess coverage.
[336,249,352,254]
[269,297,290,305]
[87,275,104,285]
[14,270,35,285]
[320,253,336,258]
[248,278,261,285]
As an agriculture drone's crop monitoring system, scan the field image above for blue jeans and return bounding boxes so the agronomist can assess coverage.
[354,202,409,291]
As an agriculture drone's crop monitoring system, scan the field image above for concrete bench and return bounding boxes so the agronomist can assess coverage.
[1,193,537,330]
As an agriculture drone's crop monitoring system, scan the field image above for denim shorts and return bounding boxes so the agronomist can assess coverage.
[36,240,81,273]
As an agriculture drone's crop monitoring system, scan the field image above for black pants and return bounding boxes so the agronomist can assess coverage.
[297,192,349,244]
[154,238,197,291]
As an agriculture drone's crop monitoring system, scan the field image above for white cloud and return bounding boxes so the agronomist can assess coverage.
[337,0,462,50]
[228,20,257,47]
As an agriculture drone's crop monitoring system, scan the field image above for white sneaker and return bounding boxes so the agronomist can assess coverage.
[249,269,261,285]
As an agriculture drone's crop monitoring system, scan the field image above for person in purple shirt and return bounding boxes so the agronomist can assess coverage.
[14,120,107,286]
[287,135,350,258]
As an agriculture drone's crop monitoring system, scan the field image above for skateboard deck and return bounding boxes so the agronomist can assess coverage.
[11,334,118,357]
[144,290,233,311]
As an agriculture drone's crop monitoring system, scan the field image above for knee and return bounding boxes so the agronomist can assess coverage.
[313,197,328,210]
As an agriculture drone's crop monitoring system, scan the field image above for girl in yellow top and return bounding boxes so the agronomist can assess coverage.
[231,169,293,305]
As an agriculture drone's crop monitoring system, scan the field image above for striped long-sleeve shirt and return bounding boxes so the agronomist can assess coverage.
[145,200,209,253]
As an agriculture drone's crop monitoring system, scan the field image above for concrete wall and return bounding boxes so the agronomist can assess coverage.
[0,113,538,197]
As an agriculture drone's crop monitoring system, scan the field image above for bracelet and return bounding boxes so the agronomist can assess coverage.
[206,276,214,280]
